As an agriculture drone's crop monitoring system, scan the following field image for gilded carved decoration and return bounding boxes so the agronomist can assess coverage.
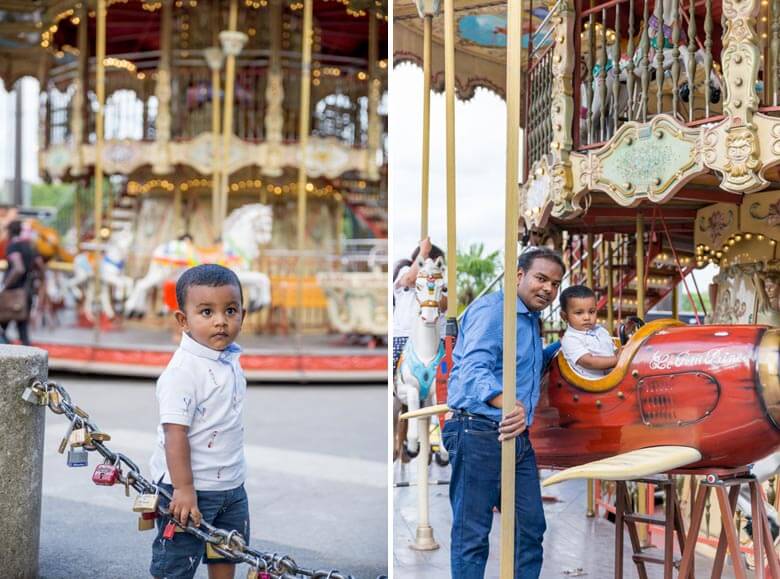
[695,203,738,250]
[520,0,577,226]
[711,263,760,325]
[721,0,761,122]
[41,134,370,180]
[317,272,387,336]
[589,115,704,206]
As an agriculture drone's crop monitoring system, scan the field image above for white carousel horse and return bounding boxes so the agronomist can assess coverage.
[125,204,273,317]
[67,227,136,320]
[395,256,446,456]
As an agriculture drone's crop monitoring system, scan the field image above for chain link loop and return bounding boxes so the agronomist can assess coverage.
[29,380,375,579]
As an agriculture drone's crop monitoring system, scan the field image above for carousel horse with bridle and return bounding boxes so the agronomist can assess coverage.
[394,256,447,460]
[124,203,273,317]
[67,226,136,321]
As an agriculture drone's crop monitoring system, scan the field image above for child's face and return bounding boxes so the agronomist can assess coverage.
[561,296,598,331]
[174,284,245,351]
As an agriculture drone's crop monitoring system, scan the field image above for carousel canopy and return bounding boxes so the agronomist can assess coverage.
[0,0,388,87]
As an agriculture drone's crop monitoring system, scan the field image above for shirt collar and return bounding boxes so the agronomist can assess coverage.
[180,332,241,362]
[567,324,601,336]
[498,291,538,318]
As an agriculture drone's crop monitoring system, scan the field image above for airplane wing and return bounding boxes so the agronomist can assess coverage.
[399,404,449,420]
[542,446,702,487]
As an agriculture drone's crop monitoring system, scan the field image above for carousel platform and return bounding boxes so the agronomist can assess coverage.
[394,459,733,578]
[31,325,387,383]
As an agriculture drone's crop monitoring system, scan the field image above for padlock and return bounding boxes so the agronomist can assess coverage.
[206,542,226,560]
[69,425,87,447]
[162,520,177,540]
[259,572,271,579]
[66,447,89,467]
[138,515,155,531]
[58,416,78,454]
[133,493,160,513]
[21,385,46,405]
[137,512,157,532]
[92,461,120,486]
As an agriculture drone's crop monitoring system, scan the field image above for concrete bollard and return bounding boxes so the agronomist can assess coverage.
[0,345,48,579]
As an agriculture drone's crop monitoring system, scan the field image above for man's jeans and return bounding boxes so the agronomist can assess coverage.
[443,413,546,579]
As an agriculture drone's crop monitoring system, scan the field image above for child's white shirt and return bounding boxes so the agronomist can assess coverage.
[149,332,247,491]
[561,324,616,379]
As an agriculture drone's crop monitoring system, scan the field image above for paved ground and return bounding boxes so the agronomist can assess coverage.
[394,457,737,578]
[39,373,388,578]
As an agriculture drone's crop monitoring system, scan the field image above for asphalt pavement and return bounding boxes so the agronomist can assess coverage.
[38,373,388,578]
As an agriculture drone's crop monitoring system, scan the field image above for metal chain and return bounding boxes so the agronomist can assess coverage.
[25,380,376,579]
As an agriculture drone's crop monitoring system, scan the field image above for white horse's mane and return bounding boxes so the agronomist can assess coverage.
[223,203,270,233]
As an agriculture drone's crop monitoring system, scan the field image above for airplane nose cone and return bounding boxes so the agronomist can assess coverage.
[758,328,780,430]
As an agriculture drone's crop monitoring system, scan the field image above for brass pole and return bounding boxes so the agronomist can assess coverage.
[607,239,614,333]
[636,213,648,545]
[420,14,432,239]
[672,282,679,319]
[500,0,524,573]
[586,234,594,288]
[220,0,240,230]
[296,0,314,334]
[444,0,457,321]
[93,0,107,335]
[211,65,222,236]
[366,4,380,181]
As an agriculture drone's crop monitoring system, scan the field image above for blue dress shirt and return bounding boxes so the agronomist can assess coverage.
[447,290,559,424]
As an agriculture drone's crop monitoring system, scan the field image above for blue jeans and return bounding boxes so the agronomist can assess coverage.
[150,482,250,579]
[443,414,546,579]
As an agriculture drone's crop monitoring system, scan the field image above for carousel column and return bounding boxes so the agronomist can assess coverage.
[204,47,224,237]
[262,0,284,178]
[0,346,48,579]
[409,0,441,554]
[71,2,89,178]
[153,0,173,175]
[607,238,614,332]
[295,0,314,336]
[365,5,380,181]
[219,0,248,230]
[635,212,650,547]
[93,0,107,338]
[500,0,525,572]
[586,234,595,519]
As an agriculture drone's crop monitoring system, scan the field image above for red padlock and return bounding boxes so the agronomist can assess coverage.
[163,520,177,540]
[92,462,120,486]
[141,511,159,521]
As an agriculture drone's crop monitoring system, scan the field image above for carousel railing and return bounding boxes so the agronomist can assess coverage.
[527,44,555,167]
[46,50,383,150]
[577,0,721,148]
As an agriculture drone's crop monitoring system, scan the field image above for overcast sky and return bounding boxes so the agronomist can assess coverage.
[389,64,510,266]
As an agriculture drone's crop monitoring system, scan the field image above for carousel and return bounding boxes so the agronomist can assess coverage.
[0,0,387,381]
[395,0,780,576]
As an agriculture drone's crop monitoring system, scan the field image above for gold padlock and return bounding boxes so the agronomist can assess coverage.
[205,542,226,560]
[246,568,258,579]
[137,515,155,531]
[132,493,160,513]
[69,426,87,447]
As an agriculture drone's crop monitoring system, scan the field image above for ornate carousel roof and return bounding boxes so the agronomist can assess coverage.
[0,0,387,87]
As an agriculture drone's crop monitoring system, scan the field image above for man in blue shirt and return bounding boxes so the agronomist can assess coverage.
[443,247,564,579]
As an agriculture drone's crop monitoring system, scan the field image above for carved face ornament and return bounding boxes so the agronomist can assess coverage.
[724,128,759,178]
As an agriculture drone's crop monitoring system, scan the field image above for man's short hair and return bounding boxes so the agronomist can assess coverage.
[517,247,565,275]
[559,284,596,313]
[175,264,243,310]
[7,220,22,238]
[411,243,445,262]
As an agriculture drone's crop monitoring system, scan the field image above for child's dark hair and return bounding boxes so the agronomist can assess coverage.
[411,244,445,262]
[559,284,596,313]
[176,264,243,310]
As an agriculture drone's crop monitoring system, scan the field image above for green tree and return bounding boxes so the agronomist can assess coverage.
[456,243,501,311]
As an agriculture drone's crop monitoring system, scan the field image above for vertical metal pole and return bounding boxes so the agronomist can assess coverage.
[296,0,314,336]
[500,0,524,574]
[443,0,457,324]
[607,239,614,333]
[635,213,648,545]
[672,283,679,319]
[221,0,239,229]
[420,14,432,239]
[211,64,222,236]
[586,234,594,290]
[13,81,23,206]
[366,5,380,181]
[93,0,107,337]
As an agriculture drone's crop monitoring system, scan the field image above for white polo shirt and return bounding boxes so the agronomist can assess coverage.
[149,332,247,491]
[561,324,617,379]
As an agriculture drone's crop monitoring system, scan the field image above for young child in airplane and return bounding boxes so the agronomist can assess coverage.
[559,284,621,379]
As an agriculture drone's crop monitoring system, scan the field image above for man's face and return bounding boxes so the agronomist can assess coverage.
[516,257,564,312]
